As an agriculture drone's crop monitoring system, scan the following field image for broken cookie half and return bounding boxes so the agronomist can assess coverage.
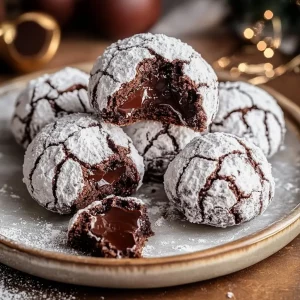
[89,33,219,132]
[68,195,154,258]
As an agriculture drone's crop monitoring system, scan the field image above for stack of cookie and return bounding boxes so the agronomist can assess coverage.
[11,33,285,258]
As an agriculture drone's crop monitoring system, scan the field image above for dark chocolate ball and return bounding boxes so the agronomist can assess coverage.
[88,0,161,39]
[23,0,75,26]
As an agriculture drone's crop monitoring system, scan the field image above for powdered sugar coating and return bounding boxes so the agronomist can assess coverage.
[89,33,218,126]
[164,133,275,228]
[11,67,92,148]
[23,114,144,214]
[124,121,202,180]
[210,81,285,157]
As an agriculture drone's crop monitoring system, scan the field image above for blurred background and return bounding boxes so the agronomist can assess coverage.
[0,0,300,101]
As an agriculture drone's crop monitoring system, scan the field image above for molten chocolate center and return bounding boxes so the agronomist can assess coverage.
[88,166,126,185]
[118,72,185,123]
[90,206,141,250]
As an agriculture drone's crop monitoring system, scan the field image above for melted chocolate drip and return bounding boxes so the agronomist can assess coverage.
[90,206,141,250]
[88,166,126,185]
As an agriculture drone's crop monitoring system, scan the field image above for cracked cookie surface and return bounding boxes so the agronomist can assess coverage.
[11,67,92,149]
[23,113,144,214]
[164,133,275,228]
[210,81,285,157]
[68,195,154,258]
[89,33,218,132]
[124,121,202,181]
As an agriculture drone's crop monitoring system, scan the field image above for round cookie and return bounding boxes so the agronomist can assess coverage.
[210,81,285,157]
[23,113,144,214]
[164,133,275,228]
[68,195,154,258]
[11,67,92,148]
[124,121,202,181]
[89,33,218,132]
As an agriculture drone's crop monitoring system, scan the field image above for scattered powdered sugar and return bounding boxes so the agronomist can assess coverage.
[155,216,166,227]
[142,245,155,256]
[10,194,20,199]
[284,183,295,191]
[172,245,193,252]
[0,221,72,254]
[0,184,8,194]
[0,184,21,200]
[226,291,235,299]
[147,205,161,215]
[0,264,79,300]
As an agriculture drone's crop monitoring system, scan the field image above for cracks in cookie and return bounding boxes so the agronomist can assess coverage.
[216,85,285,155]
[18,84,38,146]
[52,156,66,211]
[197,151,243,223]
[234,137,272,212]
[219,85,254,106]
[212,105,285,155]
[15,80,88,146]
[90,40,156,110]
[175,154,218,201]
[77,91,88,113]
[142,124,179,158]
[264,112,271,156]
[28,128,84,194]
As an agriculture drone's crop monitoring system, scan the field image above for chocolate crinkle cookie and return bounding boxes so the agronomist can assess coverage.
[23,113,144,214]
[11,67,92,148]
[164,133,275,228]
[124,121,202,181]
[210,81,285,157]
[89,33,219,132]
[68,195,154,258]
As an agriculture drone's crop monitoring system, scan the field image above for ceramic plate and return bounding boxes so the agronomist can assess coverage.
[0,65,299,288]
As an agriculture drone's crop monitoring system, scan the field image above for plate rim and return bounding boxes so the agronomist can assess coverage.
[0,66,299,268]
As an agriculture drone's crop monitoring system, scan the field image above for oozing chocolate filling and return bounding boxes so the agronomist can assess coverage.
[88,166,126,185]
[90,206,141,250]
[118,72,185,124]
[105,56,207,131]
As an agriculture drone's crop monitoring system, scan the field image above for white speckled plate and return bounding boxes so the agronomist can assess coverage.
[0,65,299,288]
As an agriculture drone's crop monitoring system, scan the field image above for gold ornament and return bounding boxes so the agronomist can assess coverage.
[0,12,60,73]
[214,10,300,85]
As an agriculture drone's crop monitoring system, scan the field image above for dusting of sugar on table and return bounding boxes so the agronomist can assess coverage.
[226,291,235,299]
[0,264,79,300]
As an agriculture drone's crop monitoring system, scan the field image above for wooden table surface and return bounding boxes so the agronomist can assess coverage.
[0,33,299,300]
